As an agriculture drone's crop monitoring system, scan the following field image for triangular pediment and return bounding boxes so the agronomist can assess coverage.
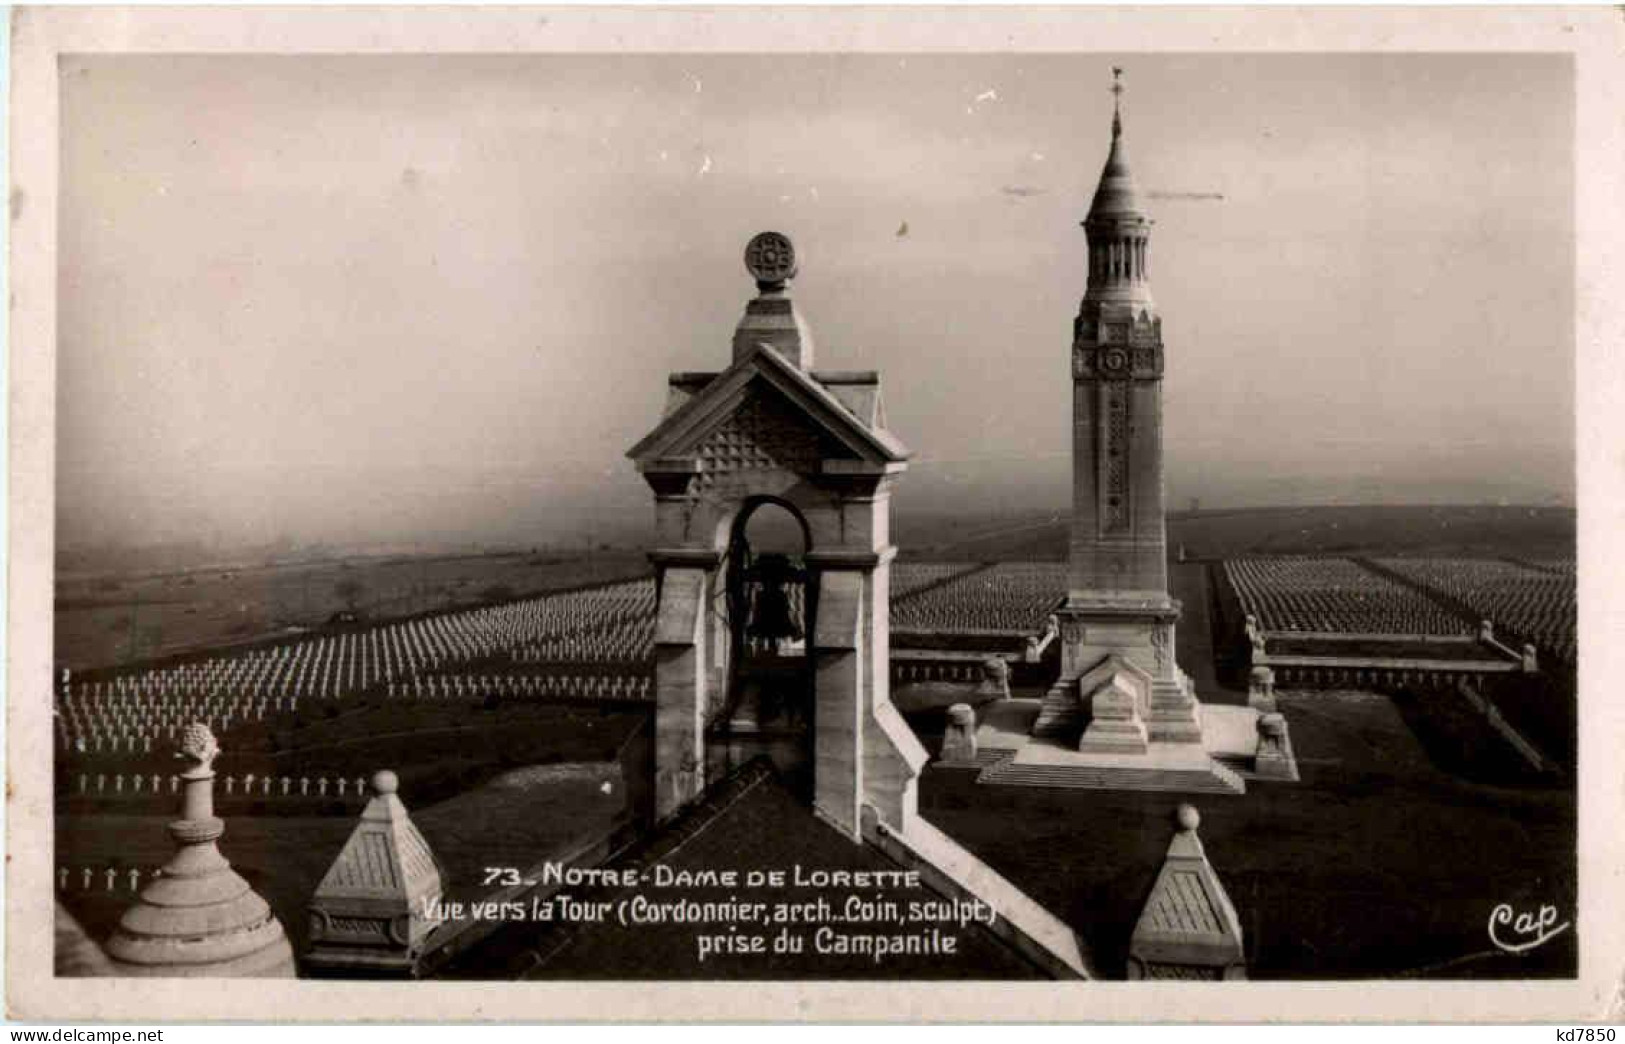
[627,343,909,469]
[686,384,838,481]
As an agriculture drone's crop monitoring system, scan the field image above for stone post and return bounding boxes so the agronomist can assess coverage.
[1247,666,1277,712]
[1253,713,1299,781]
[976,657,1012,702]
[939,704,979,765]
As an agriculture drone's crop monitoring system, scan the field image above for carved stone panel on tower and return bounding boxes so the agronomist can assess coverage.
[694,390,832,496]
[1102,382,1131,534]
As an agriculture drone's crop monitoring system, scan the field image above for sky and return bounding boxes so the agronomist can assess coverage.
[58,53,1574,553]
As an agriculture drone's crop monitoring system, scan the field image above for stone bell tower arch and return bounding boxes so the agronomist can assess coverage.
[627,232,926,840]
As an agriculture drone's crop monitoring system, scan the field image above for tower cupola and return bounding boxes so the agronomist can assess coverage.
[1082,68,1154,314]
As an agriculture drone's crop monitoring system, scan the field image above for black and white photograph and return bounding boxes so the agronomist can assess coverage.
[7,4,1624,1024]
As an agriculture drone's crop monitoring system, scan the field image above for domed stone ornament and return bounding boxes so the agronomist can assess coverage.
[104,724,295,977]
[744,231,798,287]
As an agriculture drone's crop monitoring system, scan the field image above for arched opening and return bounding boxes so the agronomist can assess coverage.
[709,496,817,795]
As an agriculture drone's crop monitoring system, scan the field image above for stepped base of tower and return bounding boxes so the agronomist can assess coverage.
[967,699,1250,796]
[1034,602,1205,745]
[980,739,1246,795]
[992,600,1242,793]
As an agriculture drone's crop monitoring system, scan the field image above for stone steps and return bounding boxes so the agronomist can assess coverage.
[974,748,1017,768]
[977,757,1246,795]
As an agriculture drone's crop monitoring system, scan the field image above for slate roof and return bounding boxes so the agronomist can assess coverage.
[435,759,1048,980]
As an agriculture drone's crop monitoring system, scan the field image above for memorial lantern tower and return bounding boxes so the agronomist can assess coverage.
[1031,69,1208,758]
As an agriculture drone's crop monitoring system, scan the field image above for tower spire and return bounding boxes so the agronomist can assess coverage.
[1083,64,1152,309]
[1111,66,1124,140]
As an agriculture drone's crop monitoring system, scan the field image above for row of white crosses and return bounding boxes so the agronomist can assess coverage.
[55,717,242,751]
[890,562,1068,634]
[516,613,656,663]
[1373,557,1578,664]
[75,772,369,800]
[1225,557,1473,637]
[55,579,662,758]
[388,672,654,703]
[58,866,159,893]
[893,660,985,685]
[55,686,286,757]
[891,562,983,600]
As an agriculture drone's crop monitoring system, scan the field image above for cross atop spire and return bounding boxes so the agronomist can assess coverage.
[1110,66,1124,140]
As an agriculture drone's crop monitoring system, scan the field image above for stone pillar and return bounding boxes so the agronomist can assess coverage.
[653,565,710,821]
[812,568,864,836]
[104,724,294,977]
[811,551,927,841]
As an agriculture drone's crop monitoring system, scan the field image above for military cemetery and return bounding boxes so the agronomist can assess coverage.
[46,53,1580,991]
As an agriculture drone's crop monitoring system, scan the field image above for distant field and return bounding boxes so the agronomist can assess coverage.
[57,506,1574,672]
[55,550,649,672]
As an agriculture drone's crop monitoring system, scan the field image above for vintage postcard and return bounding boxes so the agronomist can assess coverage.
[7,4,1624,1023]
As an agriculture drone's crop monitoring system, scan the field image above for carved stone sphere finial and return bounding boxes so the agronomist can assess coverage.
[1258,712,1286,738]
[744,231,798,288]
[179,723,219,770]
[372,769,399,796]
[1175,803,1200,834]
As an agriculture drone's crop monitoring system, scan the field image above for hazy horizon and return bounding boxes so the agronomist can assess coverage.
[59,54,1575,555]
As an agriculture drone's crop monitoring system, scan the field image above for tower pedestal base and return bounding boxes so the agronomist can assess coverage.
[1019,601,1231,793]
[1035,602,1204,746]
